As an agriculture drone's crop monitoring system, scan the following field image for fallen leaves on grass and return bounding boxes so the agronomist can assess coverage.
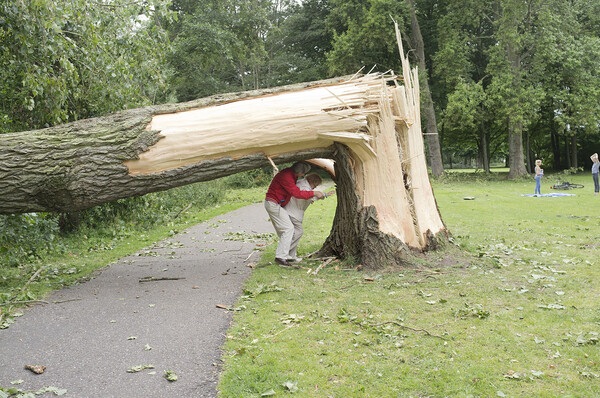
[282,380,299,393]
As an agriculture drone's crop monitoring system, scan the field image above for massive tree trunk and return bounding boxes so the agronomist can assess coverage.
[319,30,447,266]
[571,135,578,169]
[0,46,447,268]
[507,120,528,178]
[0,78,346,214]
[551,130,561,170]
[480,123,490,173]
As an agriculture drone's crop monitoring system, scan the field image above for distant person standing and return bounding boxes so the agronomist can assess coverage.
[264,162,325,267]
[591,153,599,195]
[534,159,543,197]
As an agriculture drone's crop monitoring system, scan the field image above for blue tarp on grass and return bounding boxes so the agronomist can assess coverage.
[521,193,576,197]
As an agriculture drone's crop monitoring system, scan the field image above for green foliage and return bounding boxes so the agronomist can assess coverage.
[164,369,178,382]
[167,4,242,100]
[0,180,226,270]
[280,0,333,82]
[0,213,62,267]
[326,0,408,75]
[434,0,600,172]
[166,0,331,100]
[223,169,272,189]
[0,0,172,133]
[0,385,67,397]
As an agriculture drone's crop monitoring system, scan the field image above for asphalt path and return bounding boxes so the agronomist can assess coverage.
[0,202,273,398]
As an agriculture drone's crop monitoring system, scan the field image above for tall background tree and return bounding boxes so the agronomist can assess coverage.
[325,0,445,175]
[433,0,600,175]
[165,0,333,101]
[404,0,444,176]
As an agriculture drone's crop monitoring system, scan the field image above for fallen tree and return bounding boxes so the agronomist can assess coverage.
[0,32,446,268]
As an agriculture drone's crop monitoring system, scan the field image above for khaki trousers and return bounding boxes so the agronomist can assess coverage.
[288,216,304,260]
[264,200,295,259]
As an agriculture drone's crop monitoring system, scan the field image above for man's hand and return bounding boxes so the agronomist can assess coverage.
[313,191,325,199]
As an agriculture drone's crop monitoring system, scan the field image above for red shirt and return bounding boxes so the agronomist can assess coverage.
[265,167,315,207]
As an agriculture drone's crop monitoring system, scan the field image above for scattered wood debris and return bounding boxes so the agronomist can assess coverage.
[25,365,46,374]
[138,277,185,283]
[311,257,336,275]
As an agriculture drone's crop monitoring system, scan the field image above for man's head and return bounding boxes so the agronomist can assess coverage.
[292,161,311,178]
[305,173,322,189]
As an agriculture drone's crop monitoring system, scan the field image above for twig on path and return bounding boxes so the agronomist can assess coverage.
[0,300,50,306]
[139,277,186,283]
[244,251,255,261]
[364,321,447,340]
[52,298,83,304]
[222,247,243,253]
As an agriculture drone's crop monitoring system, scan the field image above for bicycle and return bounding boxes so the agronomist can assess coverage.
[550,180,584,190]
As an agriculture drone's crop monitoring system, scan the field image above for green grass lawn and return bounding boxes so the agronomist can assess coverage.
[219,172,600,397]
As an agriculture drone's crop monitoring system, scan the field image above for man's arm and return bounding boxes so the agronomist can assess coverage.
[280,173,318,200]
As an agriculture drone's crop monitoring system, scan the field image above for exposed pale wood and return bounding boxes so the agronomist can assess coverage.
[306,158,335,177]
[393,27,446,245]
[311,257,335,275]
[124,76,390,175]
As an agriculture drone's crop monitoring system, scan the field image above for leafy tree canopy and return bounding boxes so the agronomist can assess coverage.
[0,0,172,133]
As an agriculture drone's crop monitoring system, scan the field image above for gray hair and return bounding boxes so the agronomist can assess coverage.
[291,161,311,174]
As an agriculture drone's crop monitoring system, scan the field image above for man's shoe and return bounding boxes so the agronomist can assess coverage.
[275,257,292,267]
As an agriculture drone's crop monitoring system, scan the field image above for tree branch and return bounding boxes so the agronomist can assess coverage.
[364,320,447,339]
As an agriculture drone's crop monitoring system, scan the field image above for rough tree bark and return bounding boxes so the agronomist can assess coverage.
[1,41,447,268]
[507,121,528,178]
[571,135,578,169]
